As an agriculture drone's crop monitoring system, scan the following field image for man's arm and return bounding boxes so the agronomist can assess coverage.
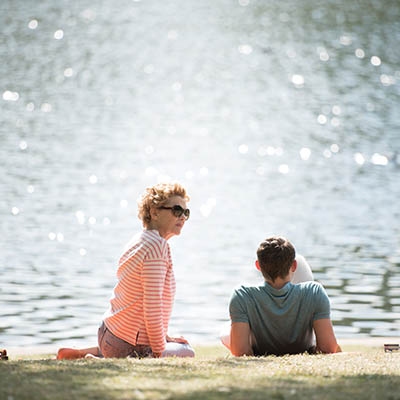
[313,319,342,353]
[230,322,254,356]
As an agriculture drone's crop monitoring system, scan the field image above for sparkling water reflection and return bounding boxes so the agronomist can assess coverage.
[1,0,399,348]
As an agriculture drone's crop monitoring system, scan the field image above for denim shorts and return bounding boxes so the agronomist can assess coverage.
[98,322,152,358]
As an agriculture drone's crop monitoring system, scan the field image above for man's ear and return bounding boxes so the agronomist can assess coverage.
[291,259,297,273]
[255,260,261,271]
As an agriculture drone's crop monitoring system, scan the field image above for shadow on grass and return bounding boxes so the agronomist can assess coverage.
[2,358,400,400]
[2,360,132,400]
[169,375,400,400]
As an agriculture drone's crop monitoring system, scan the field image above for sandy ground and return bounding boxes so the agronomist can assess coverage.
[2,337,398,358]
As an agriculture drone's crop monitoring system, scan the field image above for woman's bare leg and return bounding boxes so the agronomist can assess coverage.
[57,346,101,360]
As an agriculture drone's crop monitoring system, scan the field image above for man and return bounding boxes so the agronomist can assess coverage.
[222,236,341,356]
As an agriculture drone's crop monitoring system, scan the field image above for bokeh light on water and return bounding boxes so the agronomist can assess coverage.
[0,0,399,347]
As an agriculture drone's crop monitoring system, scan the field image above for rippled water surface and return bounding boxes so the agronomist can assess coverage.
[1,0,400,348]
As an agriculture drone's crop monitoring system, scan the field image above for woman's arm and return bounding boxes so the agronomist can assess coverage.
[166,335,189,344]
[142,258,168,354]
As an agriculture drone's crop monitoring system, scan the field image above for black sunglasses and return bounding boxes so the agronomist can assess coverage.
[158,205,190,220]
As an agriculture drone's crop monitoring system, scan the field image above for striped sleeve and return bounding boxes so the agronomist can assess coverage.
[142,255,168,353]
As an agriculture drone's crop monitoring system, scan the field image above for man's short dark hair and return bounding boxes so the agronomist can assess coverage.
[256,236,296,281]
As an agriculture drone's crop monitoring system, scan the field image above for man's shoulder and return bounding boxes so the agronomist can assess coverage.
[298,280,325,290]
[230,284,264,310]
[232,284,264,298]
[296,281,328,299]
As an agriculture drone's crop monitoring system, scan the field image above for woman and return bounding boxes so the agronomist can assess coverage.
[57,182,195,359]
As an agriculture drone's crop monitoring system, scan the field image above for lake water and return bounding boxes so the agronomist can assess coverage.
[1,0,399,349]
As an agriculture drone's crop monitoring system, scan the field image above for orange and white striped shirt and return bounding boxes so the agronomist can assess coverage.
[103,230,176,354]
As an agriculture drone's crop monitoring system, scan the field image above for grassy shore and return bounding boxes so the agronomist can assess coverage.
[1,342,399,400]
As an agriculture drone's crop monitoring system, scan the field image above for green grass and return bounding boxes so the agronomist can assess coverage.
[1,344,399,400]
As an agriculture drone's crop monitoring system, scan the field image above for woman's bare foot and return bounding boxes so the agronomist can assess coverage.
[57,346,101,360]
[57,348,86,360]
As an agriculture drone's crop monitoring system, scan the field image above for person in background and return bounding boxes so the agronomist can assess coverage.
[57,182,195,359]
[221,236,341,356]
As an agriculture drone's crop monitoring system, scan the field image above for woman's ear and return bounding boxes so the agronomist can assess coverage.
[149,206,158,220]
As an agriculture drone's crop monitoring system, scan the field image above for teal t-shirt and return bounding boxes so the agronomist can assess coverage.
[229,281,331,356]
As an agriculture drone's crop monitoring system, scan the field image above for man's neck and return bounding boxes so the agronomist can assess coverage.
[266,277,291,290]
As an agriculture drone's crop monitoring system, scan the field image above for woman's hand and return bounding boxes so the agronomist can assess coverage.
[166,335,189,344]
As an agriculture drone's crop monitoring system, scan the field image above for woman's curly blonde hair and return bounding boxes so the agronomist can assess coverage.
[137,182,190,228]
